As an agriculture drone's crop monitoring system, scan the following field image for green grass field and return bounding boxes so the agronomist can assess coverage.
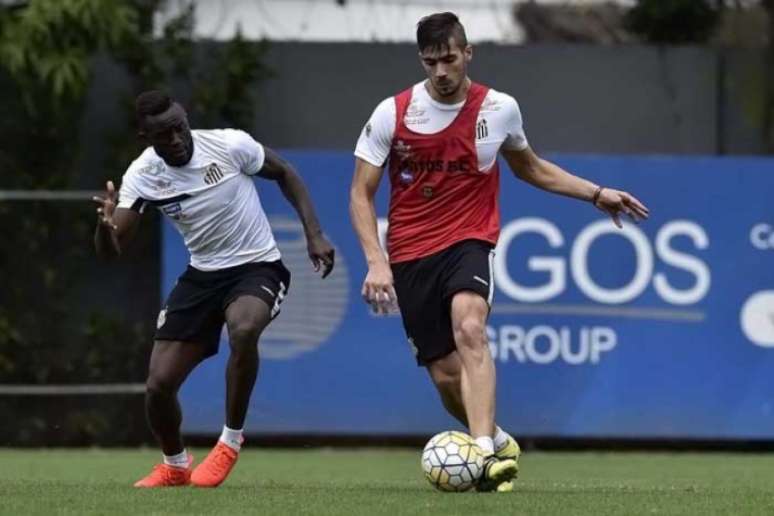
[2,448,774,515]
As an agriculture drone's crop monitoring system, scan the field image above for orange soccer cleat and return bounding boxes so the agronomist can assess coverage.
[133,455,193,488]
[190,441,240,488]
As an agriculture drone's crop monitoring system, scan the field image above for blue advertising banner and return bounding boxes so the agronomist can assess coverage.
[164,152,774,438]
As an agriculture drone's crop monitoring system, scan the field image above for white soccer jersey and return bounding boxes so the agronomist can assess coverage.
[354,81,528,171]
[117,129,281,271]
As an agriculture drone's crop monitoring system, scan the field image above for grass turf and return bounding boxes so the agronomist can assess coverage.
[1,449,774,515]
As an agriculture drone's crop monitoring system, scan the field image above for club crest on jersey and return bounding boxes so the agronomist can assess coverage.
[476,119,489,140]
[203,163,225,185]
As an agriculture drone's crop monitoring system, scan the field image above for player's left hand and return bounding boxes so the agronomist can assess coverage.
[594,188,649,228]
[92,180,119,231]
[307,233,335,279]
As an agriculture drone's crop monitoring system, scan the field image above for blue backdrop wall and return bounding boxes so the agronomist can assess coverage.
[163,152,774,439]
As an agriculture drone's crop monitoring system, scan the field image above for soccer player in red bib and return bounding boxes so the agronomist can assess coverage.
[350,12,649,492]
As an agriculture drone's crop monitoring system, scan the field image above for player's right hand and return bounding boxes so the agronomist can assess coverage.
[362,261,397,315]
[92,180,118,231]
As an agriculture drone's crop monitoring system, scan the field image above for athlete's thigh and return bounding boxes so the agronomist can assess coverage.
[147,339,209,389]
[450,290,489,330]
[224,295,272,340]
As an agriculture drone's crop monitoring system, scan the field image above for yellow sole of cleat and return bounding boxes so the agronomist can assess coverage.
[496,481,514,493]
[487,458,518,483]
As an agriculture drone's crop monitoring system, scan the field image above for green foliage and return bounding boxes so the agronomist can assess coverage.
[0,200,155,381]
[190,30,274,130]
[0,0,138,111]
[626,0,720,44]
[0,1,272,446]
[0,1,272,180]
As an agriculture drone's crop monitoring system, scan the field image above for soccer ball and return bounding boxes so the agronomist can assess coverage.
[421,430,484,492]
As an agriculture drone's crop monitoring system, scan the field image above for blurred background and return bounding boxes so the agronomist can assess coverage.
[1,0,773,449]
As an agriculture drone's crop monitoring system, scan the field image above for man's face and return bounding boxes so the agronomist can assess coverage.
[139,103,194,167]
[419,38,472,99]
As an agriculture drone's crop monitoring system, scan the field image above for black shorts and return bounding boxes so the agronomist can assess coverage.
[155,260,291,357]
[391,239,495,366]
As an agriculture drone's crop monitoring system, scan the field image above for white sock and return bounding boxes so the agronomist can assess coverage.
[474,436,495,456]
[219,425,243,451]
[163,449,189,468]
[494,426,511,452]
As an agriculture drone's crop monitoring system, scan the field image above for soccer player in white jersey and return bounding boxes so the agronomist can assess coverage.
[93,91,335,488]
[350,12,649,492]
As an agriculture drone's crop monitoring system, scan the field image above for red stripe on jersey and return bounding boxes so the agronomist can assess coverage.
[386,82,500,263]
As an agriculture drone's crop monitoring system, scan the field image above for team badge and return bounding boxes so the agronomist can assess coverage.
[203,163,224,185]
[476,118,489,140]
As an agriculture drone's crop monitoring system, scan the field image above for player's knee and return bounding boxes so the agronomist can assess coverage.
[146,374,177,397]
[453,317,486,350]
[228,321,261,357]
[228,320,261,348]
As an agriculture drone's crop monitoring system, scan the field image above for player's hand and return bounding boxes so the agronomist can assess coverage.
[92,180,118,231]
[594,188,649,228]
[362,260,397,315]
[307,233,335,279]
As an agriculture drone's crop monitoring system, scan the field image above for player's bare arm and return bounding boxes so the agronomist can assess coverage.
[93,180,141,260]
[349,157,396,313]
[257,146,335,278]
[501,145,650,228]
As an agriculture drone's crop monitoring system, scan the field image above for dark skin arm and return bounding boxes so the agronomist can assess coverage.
[93,180,141,260]
[257,147,335,278]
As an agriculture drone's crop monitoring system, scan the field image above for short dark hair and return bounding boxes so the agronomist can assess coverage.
[135,90,172,119]
[416,12,468,53]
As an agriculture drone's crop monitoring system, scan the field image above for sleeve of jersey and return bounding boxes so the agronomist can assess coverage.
[353,97,396,168]
[229,130,266,176]
[116,169,147,213]
[501,96,529,151]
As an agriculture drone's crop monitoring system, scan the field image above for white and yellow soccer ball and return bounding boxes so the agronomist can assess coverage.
[421,430,485,492]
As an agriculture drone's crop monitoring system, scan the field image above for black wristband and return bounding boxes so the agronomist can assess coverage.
[591,186,604,205]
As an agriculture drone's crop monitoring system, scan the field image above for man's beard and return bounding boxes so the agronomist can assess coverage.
[434,79,461,97]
